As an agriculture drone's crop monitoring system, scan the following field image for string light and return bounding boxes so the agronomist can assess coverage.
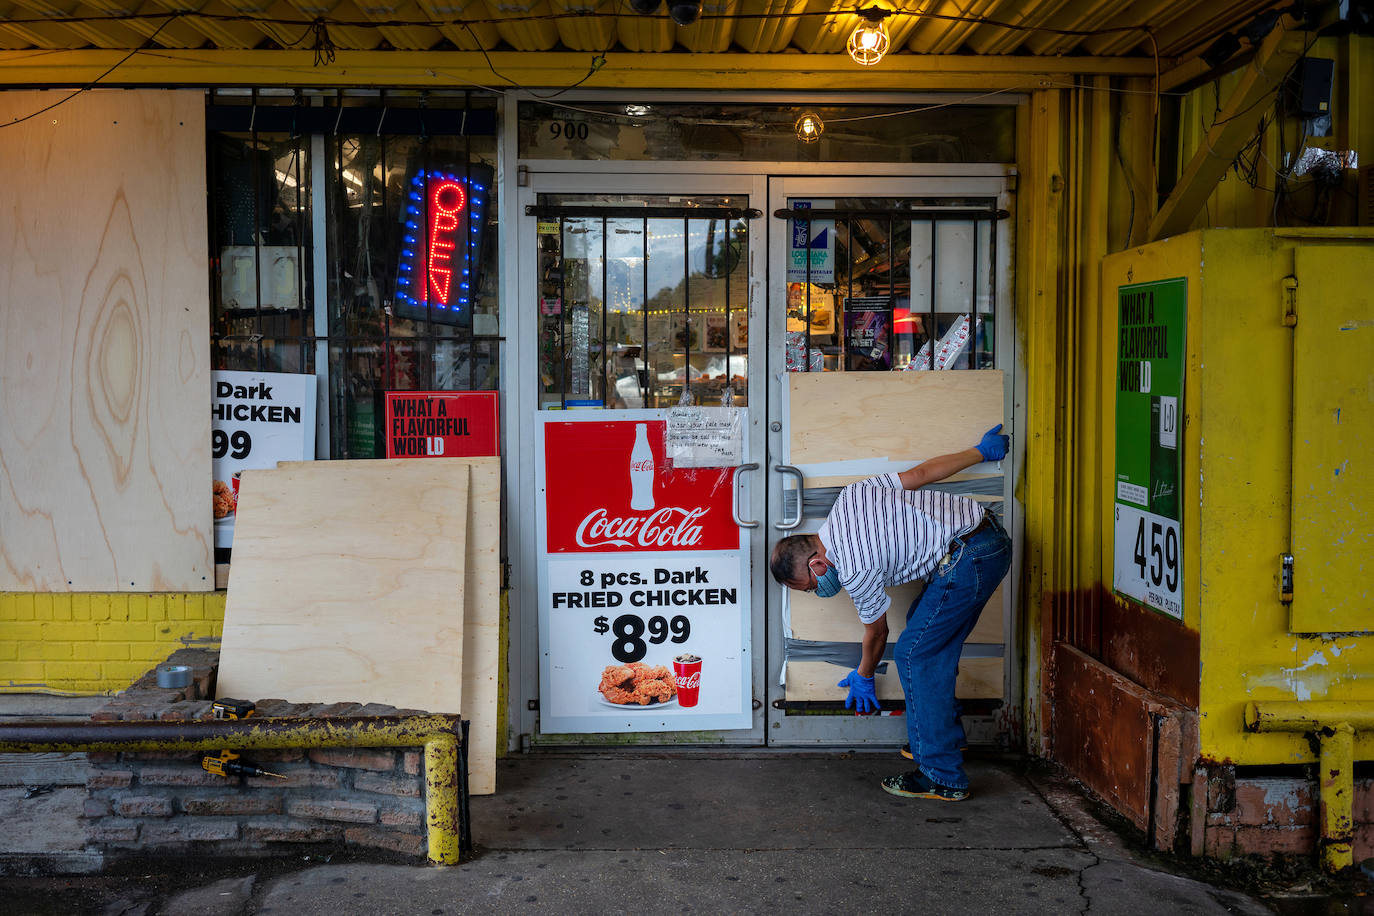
[848,7,891,66]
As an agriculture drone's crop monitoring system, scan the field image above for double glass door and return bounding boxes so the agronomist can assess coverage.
[763,175,1014,747]
[516,171,1014,748]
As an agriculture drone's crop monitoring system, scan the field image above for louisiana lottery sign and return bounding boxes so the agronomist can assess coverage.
[536,413,752,734]
[1112,277,1186,619]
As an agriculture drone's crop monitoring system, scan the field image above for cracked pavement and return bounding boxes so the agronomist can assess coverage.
[2,751,1276,914]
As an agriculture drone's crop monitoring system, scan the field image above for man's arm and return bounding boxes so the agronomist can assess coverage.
[857,614,889,679]
[895,424,1008,491]
[896,446,984,491]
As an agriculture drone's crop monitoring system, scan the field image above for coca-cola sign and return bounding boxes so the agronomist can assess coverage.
[575,506,709,549]
[544,420,739,553]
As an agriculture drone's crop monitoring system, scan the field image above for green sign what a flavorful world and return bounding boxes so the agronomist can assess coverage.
[1112,277,1186,619]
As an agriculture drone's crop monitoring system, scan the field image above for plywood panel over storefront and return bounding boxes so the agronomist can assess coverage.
[272,457,503,795]
[217,460,470,717]
[0,89,211,592]
[788,370,1005,488]
[786,658,1004,702]
[788,581,1005,646]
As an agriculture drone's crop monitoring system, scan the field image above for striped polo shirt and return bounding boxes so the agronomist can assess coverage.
[817,473,985,623]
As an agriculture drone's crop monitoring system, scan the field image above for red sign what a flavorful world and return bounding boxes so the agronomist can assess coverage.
[385,391,499,459]
[544,420,738,553]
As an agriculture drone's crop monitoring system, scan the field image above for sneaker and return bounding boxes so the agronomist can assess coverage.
[900,742,967,760]
[881,770,968,802]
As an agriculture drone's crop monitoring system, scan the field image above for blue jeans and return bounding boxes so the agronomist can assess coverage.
[893,513,1011,789]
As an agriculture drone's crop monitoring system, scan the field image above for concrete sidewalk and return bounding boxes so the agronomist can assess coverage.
[0,737,1282,915]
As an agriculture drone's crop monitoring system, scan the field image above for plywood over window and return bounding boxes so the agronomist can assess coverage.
[0,90,212,592]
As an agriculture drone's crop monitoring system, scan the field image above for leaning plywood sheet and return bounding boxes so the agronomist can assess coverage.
[289,458,502,795]
[460,459,500,796]
[217,460,468,715]
[0,90,211,591]
[788,371,1004,489]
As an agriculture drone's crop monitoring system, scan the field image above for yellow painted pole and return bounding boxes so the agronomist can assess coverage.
[424,734,462,866]
[1245,701,1374,732]
[1020,87,1065,756]
[1319,722,1355,873]
[1244,701,1374,872]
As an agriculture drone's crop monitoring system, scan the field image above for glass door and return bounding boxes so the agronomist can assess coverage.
[513,173,769,746]
[764,174,1016,747]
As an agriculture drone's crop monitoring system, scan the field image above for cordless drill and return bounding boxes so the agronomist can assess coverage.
[204,698,283,779]
[200,749,285,779]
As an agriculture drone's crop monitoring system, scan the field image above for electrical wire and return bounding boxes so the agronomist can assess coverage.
[0,7,1161,38]
[0,3,1232,122]
[0,14,181,131]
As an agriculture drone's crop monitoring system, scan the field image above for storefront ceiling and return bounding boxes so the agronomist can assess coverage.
[0,0,1293,88]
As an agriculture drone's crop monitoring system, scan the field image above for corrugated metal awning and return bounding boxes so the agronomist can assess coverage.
[0,0,1291,71]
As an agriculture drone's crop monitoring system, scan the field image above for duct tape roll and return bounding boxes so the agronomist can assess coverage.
[156,665,192,689]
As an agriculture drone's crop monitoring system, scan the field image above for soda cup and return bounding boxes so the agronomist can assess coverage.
[673,653,702,708]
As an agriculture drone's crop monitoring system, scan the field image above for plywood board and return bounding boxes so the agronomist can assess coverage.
[789,580,1006,646]
[458,460,500,795]
[788,370,1004,467]
[217,460,469,715]
[786,658,1003,702]
[0,90,211,591]
[284,458,502,795]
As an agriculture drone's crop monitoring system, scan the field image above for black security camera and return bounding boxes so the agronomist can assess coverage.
[668,0,702,26]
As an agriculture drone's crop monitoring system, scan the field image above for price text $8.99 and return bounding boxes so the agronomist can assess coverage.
[592,614,691,664]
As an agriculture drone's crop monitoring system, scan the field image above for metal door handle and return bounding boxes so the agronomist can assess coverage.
[732,463,760,529]
[773,464,804,530]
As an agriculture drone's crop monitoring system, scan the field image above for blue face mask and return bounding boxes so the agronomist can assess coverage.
[813,563,843,598]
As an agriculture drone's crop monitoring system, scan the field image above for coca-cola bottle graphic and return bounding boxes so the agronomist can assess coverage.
[629,423,655,511]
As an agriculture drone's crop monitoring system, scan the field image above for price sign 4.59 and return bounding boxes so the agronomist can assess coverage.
[1113,503,1182,619]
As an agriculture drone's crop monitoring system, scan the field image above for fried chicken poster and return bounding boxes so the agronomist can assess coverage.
[536,415,752,734]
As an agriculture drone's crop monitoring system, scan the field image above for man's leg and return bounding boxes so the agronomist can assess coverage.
[892,526,1011,792]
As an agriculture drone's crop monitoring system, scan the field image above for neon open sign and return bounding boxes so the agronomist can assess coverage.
[396,169,488,323]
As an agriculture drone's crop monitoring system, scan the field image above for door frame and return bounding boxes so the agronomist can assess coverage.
[508,170,770,746]
[502,162,1019,749]
[762,173,1020,746]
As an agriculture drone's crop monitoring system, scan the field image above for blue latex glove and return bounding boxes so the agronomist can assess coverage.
[838,670,879,714]
[976,424,1008,461]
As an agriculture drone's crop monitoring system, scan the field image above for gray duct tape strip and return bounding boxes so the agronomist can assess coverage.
[803,481,1004,518]
[784,638,1004,670]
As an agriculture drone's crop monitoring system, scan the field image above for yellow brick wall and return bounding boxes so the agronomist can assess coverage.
[0,592,225,694]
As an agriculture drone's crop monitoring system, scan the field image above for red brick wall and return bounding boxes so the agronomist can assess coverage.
[1203,772,1374,860]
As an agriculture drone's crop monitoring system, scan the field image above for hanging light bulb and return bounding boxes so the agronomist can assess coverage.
[795,111,824,143]
[848,7,891,66]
